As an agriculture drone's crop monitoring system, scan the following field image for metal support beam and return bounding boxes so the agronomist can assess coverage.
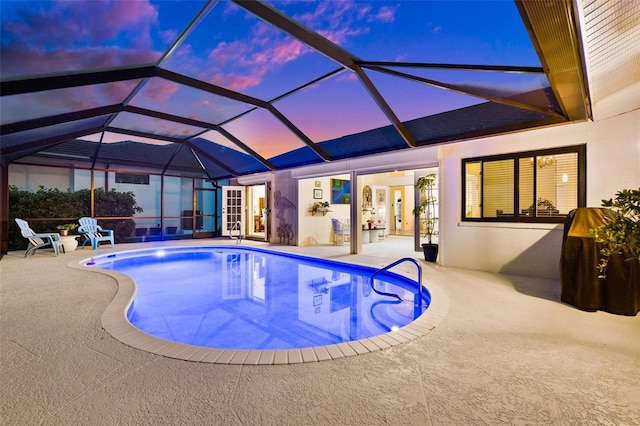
[360,61,545,74]
[183,141,238,177]
[1,105,121,135]
[0,65,158,96]
[2,127,105,160]
[266,106,331,162]
[367,66,566,119]
[0,156,9,257]
[233,0,359,70]
[354,67,417,148]
[157,68,268,108]
[214,127,277,171]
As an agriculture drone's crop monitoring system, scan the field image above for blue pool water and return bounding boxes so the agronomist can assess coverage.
[88,246,430,350]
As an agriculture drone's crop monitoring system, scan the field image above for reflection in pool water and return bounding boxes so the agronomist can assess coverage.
[88,246,430,350]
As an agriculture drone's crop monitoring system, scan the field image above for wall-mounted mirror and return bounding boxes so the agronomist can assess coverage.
[363,185,372,210]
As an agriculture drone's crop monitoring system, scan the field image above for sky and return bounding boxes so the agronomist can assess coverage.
[1,0,546,160]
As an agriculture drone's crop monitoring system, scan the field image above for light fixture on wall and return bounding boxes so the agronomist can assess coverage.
[537,156,556,168]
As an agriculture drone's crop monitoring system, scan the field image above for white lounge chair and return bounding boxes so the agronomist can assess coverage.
[15,218,65,257]
[331,218,350,245]
[77,217,115,250]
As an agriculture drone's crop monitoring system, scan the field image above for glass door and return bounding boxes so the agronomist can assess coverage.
[193,181,216,239]
[222,186,245,238]
[246,184,266,240]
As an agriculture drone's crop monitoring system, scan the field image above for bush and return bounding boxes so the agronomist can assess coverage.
[592,187,640,278]
[8,186,142,250]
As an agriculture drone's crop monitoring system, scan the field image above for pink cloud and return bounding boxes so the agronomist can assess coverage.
[153,1,396,96]
[138,78,180,102]
[160,29,179,45]
[209,41,248,66]
[371,6,398,23]
[209,73,262,92]
[1,0,162,77]
[5,0,157,47]
[271,39,306,65]
[294,0,394,46]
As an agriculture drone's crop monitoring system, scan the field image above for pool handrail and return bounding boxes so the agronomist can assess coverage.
[229,220,242,244]
[369,257,423,310]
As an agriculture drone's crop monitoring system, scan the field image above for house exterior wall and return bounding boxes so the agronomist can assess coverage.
[439,109,639,279]
[272,109,638,279]
[272,170,298,245]
[297,174,350,246]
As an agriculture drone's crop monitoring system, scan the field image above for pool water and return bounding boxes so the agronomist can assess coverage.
[88,246,430,350]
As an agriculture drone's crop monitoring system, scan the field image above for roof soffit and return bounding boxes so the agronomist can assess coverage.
[516,0,591,121]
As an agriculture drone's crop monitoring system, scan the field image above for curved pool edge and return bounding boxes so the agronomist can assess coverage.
[67,252,450,365]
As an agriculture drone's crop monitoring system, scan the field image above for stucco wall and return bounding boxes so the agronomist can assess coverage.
[260,110,638,278]
[297,174,350,246]
[271,170,298,245]
[439,110,640,279]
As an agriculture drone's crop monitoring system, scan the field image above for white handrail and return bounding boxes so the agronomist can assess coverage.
[229,221,242,244]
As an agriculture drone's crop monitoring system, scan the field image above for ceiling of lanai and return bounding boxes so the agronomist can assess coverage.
[1,0,637,181]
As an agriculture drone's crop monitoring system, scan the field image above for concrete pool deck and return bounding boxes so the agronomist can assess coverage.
[1,237,639,425]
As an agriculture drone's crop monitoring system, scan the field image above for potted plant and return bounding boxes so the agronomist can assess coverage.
[524,197,558,216]
[413,173,438,262]
[311,201,330,213]
[56,223,78,236]
[592,188,640,278]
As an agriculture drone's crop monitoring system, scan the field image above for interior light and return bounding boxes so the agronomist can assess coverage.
[562,173,569,183]
[537,156,556,168]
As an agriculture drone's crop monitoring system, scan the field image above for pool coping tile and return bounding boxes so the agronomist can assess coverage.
[346,340,370,355]
[287,349,303,364]
[377,333,404,346]
[301,347,318,362]
[216,350,238,364]
[335,342,358,357]
[201,348,225,363]
[69,248,449,365]
[272,350,288,365]
[366,336,390,349]
[258,350,275,365]
[186,347,212,362]
[244,351,262,365]
[324,344,345,359]
[359,338,382,352]
[229,350,250,365]
[312,346,332,361]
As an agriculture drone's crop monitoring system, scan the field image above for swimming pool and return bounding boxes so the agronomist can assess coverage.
[88,245,429,348]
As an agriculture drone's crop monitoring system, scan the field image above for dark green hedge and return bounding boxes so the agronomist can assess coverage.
[9,186,142,251]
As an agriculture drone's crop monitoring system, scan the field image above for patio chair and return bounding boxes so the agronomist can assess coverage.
[77,217,115,250]
[15,218,65,257]
[331,218,350,245]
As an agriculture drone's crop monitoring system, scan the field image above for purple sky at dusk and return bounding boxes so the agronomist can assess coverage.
[1,0,545,160]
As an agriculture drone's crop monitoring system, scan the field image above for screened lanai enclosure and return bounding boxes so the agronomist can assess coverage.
[1,0,591,255]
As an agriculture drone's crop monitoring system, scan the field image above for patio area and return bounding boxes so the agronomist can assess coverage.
[1,238,638,425]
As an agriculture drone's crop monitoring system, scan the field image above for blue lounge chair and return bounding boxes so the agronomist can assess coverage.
[78,217,115,250]
[15,218,65,257]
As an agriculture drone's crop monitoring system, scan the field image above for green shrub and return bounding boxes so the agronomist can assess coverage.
[9,186,142,250]
[592,188,640,278]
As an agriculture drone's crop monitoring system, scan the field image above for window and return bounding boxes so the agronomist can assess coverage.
[115,173,149,185]
[462,145,585,222]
